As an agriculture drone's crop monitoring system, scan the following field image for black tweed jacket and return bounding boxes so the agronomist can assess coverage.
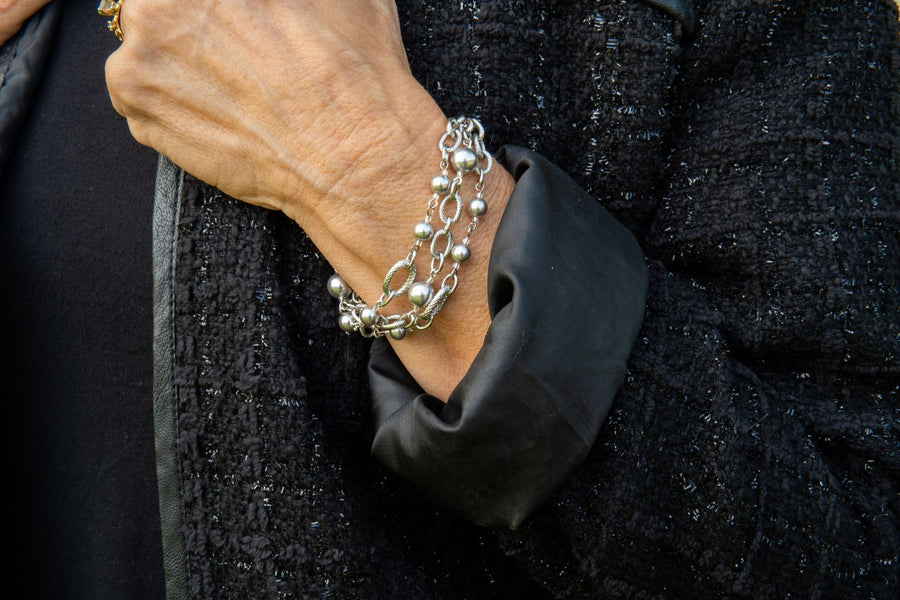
[141,1,899,598]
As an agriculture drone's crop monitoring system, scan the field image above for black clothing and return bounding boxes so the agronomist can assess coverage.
[3,0,899,598]
[1,2,164,598]
[370,146,649,529]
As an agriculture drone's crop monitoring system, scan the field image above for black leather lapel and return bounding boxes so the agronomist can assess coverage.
[152,155,191,600]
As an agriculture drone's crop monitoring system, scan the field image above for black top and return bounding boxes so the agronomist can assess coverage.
[1,2,165,598]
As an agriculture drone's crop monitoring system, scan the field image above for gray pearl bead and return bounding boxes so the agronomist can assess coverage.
[469,198,488,216]
[451,244,471,262]
[327,273,348,298]
[359,307,379,326]
[451,148,478,172]
[338,313,355,332]
[389,327,407,340]
[431,175,451,193]
[414,222,434,240]
[408,282,434,307]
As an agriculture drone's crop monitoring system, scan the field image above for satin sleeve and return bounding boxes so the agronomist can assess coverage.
[369,145,648,529]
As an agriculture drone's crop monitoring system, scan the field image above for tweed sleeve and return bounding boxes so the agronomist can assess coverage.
[484,2,900,597]
[368,145,648,529]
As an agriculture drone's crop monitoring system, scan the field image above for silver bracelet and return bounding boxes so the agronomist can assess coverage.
[326,116,493,340]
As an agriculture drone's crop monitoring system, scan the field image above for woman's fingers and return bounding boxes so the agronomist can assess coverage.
[103,0,439,217]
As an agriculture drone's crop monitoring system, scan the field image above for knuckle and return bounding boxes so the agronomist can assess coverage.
[104,57,130,107]
[104,49,147,115]
[104,50,126,90]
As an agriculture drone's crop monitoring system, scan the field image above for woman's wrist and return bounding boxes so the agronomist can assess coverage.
[279,88,449,302]
[283,94,514,399]
[387,159,514,399]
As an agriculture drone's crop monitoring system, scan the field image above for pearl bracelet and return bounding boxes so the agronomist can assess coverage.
[326,116,493,340]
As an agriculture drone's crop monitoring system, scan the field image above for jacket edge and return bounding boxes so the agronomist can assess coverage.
[152,155,192,600]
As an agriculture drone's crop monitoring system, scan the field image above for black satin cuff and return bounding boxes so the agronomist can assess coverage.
[369,146,648,529]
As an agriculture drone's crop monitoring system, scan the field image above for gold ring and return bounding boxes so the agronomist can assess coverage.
[97,0,125,41]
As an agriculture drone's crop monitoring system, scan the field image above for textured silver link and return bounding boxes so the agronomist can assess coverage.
[327,117,493,338]
[382,259,416,300]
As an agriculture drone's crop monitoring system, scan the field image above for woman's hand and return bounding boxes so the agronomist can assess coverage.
[105,0,515,400]
[106,0,443,221]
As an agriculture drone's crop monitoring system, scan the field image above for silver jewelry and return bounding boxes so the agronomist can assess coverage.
[327,116,494,339]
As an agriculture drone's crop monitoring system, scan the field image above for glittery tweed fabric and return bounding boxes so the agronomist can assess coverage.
[161,0,900,597]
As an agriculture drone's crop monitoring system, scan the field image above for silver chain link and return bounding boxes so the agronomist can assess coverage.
[326,117,493,340]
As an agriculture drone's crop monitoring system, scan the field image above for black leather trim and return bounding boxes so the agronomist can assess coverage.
[640,0,697,41]
[152,155,191,600]
[369,146,649,529]
[0,1,60,180]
